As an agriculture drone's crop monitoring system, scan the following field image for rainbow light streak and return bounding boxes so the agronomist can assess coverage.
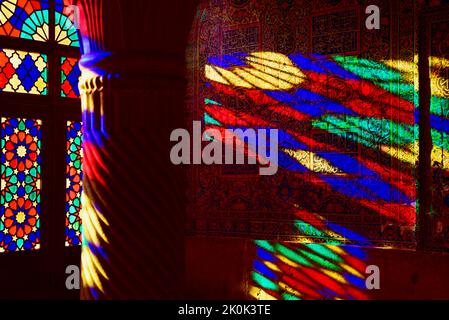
[203,51,449,224]
[78,64,111,299]
[203,51,449,300]
[251,237,370,299]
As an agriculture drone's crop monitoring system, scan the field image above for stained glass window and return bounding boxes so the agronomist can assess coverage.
[61,56,80,97]
[0,0,49,42]
[0,48,47,94]
[55,0,79,47]
[65,121,82,246]
[0,118,42,253]
[0,1,82,254]
[0,0,79,46]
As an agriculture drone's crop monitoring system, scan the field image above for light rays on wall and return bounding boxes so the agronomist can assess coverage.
[206,52,306,90]
[250,211,370,300]
[202,50,449,300]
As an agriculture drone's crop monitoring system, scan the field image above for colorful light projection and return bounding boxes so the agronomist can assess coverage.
[205,52,306,90]
[81,192,109,299]
[80,136,110,299]
[55,0,80,47]
[78,79,110,297]
[0,0,49,42]
[204,52,449,229]
[248,199,372,300]
[66,121,82,246]
[0,48,47,94]
[203,51,449,299]
[61,56,80,98]
[250,223,369,300]
[0,118,42,253]
[333,55,449,171]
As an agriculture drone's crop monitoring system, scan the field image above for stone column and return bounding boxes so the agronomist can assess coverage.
[75,0,198,299]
